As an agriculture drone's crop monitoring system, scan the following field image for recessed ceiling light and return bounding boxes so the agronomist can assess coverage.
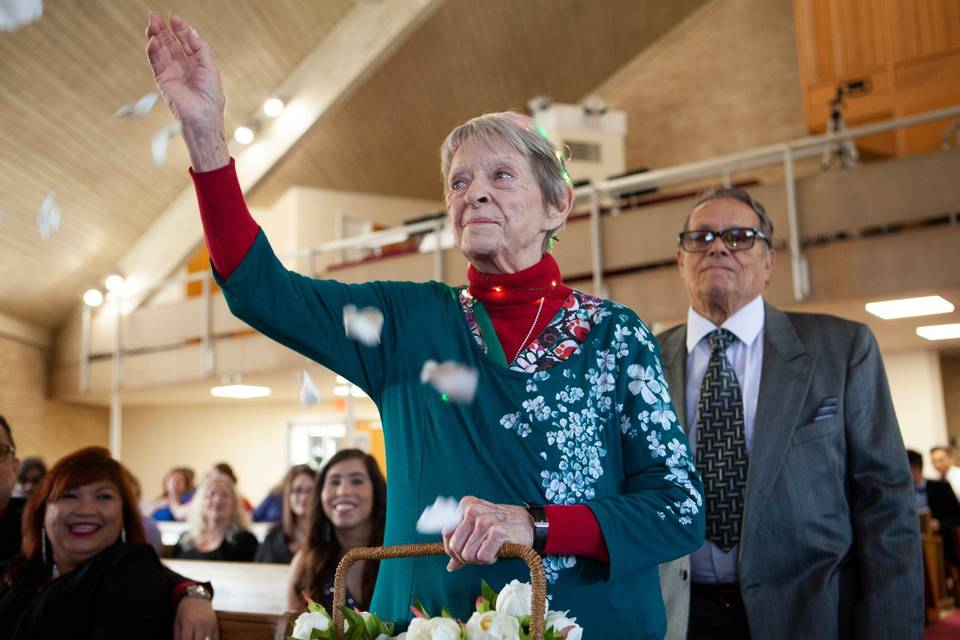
[83,289,104,307]
[263,97,284,118]
[104,273,125,293]
[865,295,953,320]
[916,323,960,341]
[234,126,254,145]
[210,384,271,399]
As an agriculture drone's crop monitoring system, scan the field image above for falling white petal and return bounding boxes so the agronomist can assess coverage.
[114,92,159,118]
[416,496,463,534]
[343,304,383,346]
[151,120,182,166]
[420,360,478,404]
[0,0,42,32]
[36,191,60,240]
[299,370,321,406]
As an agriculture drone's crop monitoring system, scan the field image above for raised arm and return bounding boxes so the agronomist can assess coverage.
[145,12,229,172]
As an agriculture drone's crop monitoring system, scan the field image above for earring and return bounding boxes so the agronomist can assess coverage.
[121,527,127,544]
[41,527,47,565]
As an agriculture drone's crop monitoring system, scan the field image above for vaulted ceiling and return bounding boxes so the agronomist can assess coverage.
[0,0,706,329]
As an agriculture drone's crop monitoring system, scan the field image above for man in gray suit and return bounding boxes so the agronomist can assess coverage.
[658,187,922,639]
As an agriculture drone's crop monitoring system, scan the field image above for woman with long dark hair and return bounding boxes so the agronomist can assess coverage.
[255,464,316,564]
[287,450,386,612]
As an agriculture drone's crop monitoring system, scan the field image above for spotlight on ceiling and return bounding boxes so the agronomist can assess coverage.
[104,273,125,293]
[83,289,104,307]
[263,97,285,118]
[234,126,255,145]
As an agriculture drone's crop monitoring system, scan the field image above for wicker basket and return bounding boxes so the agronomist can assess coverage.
[333,542,547,639]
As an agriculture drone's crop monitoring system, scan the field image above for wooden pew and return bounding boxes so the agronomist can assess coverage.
[218,610,294,640]
[164,559,290,614]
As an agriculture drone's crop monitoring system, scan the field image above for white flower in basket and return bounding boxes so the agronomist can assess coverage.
[465,610,521,640]
[495,579,547,618]
[405,616,462,640]
[291,610,330,639]
[544,611,583,640]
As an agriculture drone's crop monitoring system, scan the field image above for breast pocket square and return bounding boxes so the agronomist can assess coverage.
[813,396,838,421]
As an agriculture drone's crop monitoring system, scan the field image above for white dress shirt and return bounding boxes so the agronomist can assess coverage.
[945,466,960,501]
[685,295,765,584]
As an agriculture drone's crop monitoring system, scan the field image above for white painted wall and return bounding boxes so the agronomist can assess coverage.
[884,349,949,477]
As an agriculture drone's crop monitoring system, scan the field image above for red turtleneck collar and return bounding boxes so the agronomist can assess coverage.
[467,254,571,362]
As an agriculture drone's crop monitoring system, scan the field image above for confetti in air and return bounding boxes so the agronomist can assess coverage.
[36,191,60,240]
[343,304,383,346]
[420,360,479,404]
[416,496,463,535]
[151,120,182,167]
[299,370,321,406]
[114,92,159,118]
[0,0,43,32]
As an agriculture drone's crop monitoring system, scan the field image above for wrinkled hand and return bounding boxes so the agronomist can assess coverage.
[174,596,219,640]
[145,12,224,127]
[442,497,534,571]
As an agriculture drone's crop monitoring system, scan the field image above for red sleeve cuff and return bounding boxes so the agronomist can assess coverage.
[189,157,260,280]
[543,504,610,562]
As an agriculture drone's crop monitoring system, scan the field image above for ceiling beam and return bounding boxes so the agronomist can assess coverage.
[116,0,443,306]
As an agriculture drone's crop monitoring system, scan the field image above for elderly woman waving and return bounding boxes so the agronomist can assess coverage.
[146,13,703,638]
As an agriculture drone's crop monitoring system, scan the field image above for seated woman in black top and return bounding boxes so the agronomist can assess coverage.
[172,472,258,561]
[255,464,315,564]
[0,447,174,638]
[288,449,386,612]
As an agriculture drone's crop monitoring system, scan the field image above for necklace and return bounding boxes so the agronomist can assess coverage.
[512,296,546,363]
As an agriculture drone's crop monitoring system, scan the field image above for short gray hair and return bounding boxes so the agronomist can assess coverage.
[683,186,774,247]
[440,112,571,250]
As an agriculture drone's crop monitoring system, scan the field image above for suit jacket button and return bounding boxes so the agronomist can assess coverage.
[679,569,688,580]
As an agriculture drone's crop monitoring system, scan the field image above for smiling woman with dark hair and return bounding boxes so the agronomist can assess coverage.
[287,450,386,612]
[0,447,173,638]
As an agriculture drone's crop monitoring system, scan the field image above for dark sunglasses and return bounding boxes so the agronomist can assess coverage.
[678,227,770,252]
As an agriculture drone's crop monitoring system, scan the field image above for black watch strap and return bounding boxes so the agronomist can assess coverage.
[524,502,548,554]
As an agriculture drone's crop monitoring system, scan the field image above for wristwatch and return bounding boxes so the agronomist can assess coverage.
[184,583,213,601]
[523,502,549,554]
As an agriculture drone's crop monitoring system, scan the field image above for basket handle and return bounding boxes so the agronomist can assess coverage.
[332,542,546,640]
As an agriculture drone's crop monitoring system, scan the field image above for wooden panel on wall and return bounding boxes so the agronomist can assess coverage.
[795,0,889,86]
[795,0,960,156]
[891,0,960,62]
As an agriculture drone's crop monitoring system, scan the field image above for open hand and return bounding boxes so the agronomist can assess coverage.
[145,12,224,127]
[442,496,534,571]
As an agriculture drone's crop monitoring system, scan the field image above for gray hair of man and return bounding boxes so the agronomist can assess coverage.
[683,186,775,252]
[440,111,572,252]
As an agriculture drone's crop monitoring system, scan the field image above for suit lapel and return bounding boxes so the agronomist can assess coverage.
[659,326,689,435]
[742,304,818,538]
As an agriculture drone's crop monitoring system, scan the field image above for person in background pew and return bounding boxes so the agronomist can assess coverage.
[908,449,960,566]
[210,462,254,513]
[288,450,386,612]
[252,479,284,523]
[930,445,960,501]
[172,471,258,562]
[13,457,46,500]
[144,466,195,522]
[255,464,315,564]
[126,472,164,555]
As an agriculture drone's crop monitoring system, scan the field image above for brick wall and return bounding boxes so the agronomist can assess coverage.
[595,0,807,171]
[0,335,107,463]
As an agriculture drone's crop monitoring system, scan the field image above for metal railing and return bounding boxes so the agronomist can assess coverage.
[81,104,960,398]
